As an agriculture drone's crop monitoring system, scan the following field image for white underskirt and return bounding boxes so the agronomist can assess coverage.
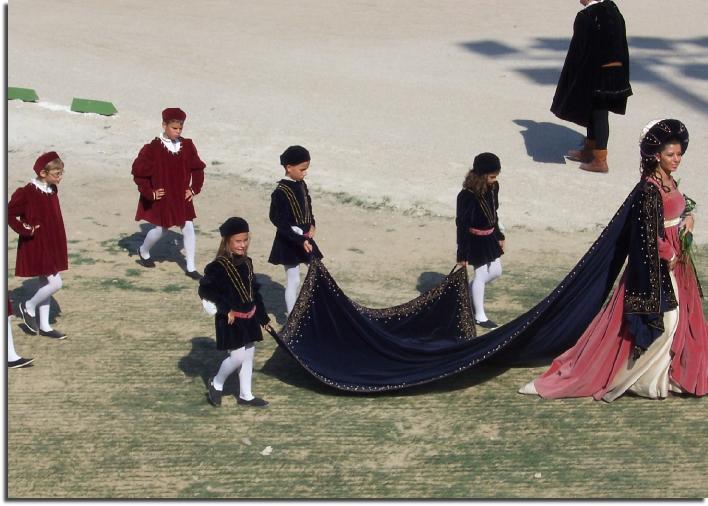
[603,271,684,401]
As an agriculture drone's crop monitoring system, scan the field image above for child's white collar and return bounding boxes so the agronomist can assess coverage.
[31,178,54,194]
[160,132,181,142]
[160,133,182,153]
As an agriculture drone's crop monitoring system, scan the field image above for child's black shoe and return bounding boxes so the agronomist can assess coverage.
[39,329,67,339]
[19,302,38,334]
[8,357,34,369]
[475,319,498,329]
[237,396,269,408]
[207,378,222,407]
[185,270,202,280]
[137,250,155,268]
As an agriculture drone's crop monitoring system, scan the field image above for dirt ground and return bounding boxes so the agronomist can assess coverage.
[5,0,708,498]
[6,172,708,498]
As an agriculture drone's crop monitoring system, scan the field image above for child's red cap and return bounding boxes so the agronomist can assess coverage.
[33,151,60,175]
[162,108,186,122]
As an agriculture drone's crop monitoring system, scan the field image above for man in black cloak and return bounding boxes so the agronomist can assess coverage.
[551,0,632,173]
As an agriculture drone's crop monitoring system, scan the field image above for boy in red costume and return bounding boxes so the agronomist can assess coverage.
[131,108,206,279]
[8,152,69,339]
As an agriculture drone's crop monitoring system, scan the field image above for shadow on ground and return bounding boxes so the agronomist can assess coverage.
[416,271,446,294]
[256,274,287,325]
[177,336,231,396]
[9,281,62,335]
[459,34,708,123]
[117,224,189,272]
[514,120,585,164]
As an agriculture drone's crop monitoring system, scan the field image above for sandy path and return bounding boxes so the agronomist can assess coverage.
[8,0,708,234]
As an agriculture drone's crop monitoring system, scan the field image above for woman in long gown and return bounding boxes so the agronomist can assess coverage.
[519,118,707,401]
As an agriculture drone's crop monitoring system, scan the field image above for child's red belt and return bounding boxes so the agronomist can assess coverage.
[231,306,257,319]
[469,227,495,236]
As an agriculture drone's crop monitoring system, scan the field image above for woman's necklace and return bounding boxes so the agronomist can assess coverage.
[652,170,673,193]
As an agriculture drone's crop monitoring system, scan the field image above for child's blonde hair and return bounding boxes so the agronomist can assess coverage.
[216,237,231,258]
[215,236,250,259]
[42,158,64,174]
[462,169,496,195]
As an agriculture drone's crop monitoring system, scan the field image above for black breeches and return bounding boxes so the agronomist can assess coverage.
[587,108,609,149]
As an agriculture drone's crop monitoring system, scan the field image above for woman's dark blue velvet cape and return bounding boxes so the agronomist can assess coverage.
[271,183,646,392]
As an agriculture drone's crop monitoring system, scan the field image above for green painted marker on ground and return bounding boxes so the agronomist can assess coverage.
[8,87,39,102]
[70,98,118,116]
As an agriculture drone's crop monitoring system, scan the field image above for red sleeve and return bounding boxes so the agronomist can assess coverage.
[131,143,156,200]
[7,187,35,237]
[131,142,156,178]
[657,235,676,262]
[187,140,206,195]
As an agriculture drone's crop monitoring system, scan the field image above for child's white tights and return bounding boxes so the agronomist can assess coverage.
[470,258,502,322]
[8,319,21,362]
[212,343,255,401]
[139,221,197,272]
[284,264,301,315]
[25,273,63,332]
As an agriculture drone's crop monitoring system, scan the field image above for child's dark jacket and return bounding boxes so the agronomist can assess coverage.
[268,178,323,265]
[199,255,270,350]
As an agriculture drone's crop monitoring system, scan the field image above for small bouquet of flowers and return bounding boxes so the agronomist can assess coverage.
[680,193,703,297]
[680,194,696,262]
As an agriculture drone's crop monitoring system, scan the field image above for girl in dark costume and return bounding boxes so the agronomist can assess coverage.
[519,119,707,400]
[456,153,505,328]
[199,217,273,407]
[552,0,632,173]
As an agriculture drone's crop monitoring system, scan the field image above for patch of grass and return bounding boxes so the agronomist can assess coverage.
[330,192,394,211]
[497,267,566,306]
[99,278,155,292]
[7,242,708,499]
[68,251,98,265]
[163,284,186,293]
[204,170,442,218]
[125,269,142,277]
[402,201,436,218]
[100,238,123,255]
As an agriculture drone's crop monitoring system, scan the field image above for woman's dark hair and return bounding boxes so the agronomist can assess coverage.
[641,136,682,192]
